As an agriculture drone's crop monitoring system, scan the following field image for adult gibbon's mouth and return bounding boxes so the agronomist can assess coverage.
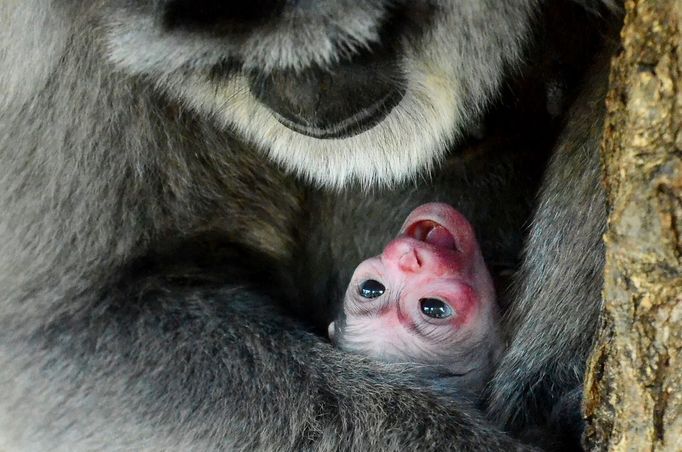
[248,46,405,139]
[267,89,403,139]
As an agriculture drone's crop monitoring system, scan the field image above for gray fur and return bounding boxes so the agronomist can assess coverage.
[107,0,538,187]
[108,0,390,74]
[487,58,612,434]
[0,0,619,450]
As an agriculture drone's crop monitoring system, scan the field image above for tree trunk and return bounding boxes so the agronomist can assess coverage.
[583,0,682,450]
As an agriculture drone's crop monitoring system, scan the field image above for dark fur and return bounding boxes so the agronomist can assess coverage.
[487,58,612,448]
[0,1,620,450]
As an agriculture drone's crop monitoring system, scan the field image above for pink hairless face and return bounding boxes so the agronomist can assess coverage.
[330,203,501,380]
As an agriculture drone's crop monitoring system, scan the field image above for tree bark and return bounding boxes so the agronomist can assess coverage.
[583,0,682,450]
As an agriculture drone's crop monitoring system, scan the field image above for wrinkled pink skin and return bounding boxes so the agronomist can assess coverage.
[329,203,502,388]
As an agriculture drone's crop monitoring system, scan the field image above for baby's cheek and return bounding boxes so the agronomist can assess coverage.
[450,284,479,329]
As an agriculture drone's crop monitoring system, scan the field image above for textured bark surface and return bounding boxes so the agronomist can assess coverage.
[583,0,682,450]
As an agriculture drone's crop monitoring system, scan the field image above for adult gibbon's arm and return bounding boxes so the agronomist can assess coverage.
[487,58,612,446]
[3,278,533,450]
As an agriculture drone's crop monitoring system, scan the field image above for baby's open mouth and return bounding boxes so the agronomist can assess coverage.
[403,220,457,251]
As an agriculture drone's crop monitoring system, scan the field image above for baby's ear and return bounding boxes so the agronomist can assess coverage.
[328,322,336,343]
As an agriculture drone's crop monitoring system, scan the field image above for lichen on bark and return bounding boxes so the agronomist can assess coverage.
[583,0,682,450]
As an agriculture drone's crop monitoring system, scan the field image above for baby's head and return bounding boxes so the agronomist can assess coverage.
[329,203,502,395]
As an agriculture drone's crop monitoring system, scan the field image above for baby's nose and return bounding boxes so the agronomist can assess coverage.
[398,248,422,272]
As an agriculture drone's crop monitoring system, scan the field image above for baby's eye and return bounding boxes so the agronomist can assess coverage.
[419,298,453,319]
[358,279,385,299]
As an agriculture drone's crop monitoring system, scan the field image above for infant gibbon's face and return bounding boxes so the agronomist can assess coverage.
[330,203,501,381]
